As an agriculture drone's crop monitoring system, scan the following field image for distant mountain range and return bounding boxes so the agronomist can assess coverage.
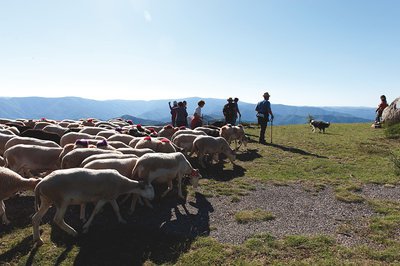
[0,96,375,125]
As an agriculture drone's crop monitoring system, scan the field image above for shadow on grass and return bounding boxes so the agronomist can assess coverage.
[0,190,213,266]
[263,143,328,159]
[236,149,262,162]
[0,234,33,263]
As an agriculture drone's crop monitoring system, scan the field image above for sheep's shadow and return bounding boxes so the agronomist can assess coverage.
[71,192,213,265]
[0,234,33,264]
[1,184,213,265]
[236,149,262,162]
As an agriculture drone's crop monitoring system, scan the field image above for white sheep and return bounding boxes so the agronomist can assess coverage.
[61,148,121,169]
[60,132,105,147]
[43,124,69,137]
[80,153,138,167]
[84,157,138,178]
[134,136,176,153]
[116,147,155,157]
[130,152,201,212]
[171,129,207,141]
[32,168,155,245]
[157,125,179,140]
[219,124,248,150]
[4,144,64,177]
[172,134,199,154]
[4,136,60,151]
[108,134,136,145]
[79,126,109,135]
[1,167,41,225]
[190,135,236,168]
[0,133,16,155]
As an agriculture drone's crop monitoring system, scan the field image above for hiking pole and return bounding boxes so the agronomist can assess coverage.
[270,119,273,144]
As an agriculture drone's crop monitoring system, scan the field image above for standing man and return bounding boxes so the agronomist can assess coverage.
[223,97,237,125]
[255,92,274,144]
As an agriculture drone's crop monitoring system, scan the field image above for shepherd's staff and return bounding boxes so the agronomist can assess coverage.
[270,118,273,144]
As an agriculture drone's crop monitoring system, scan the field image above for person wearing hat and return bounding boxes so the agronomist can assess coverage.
[255,92,274,144]
[223,97,237,125]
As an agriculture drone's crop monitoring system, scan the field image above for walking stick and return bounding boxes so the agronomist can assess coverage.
[270,119,273,144]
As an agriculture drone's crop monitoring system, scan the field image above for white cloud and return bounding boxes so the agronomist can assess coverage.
[144,10,152,22]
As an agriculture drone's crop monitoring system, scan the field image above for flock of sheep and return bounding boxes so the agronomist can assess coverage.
[0,118,247,246]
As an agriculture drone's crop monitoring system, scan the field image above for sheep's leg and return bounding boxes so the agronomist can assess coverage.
[177,175,184,199]
[198,152,206,168]
[128,194,139,214]
[53,203,77,237]
[83,200,107,233]
[0,200,10,225]
[161,180,174,197]
[143,198,153,208]
[32,197,52,245]
[110,200,126,224]
[80,204,86,222]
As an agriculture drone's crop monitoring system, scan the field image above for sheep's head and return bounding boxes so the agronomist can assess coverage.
[189,169,201,189]
[138,182,155,200]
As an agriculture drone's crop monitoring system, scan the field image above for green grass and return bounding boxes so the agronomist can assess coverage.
[234,209,275,224]
[2,123,400,265]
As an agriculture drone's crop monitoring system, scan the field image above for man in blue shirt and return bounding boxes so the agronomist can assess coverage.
[255,92,274,144]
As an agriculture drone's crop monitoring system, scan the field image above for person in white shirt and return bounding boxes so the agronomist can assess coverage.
[191,100,205,129]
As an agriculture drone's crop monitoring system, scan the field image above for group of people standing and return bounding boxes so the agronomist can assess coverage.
[169,100,206,129]
[168,92,274,144]
[222,97,241,125]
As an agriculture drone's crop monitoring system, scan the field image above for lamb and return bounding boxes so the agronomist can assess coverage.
[61,148,121,169]
[130,152,201,212]
[32,168,155,245]
[219,124,248,150]
[4,136,60,151]
[190,135,236,168]
[4,144,64,177]
[1,167,41,225]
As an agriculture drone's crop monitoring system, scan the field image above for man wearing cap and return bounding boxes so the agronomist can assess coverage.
[255,92,274,144]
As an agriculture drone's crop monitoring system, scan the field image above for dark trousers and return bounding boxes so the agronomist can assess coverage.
[258,117,268,142]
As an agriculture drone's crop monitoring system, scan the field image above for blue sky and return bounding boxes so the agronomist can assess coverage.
[0,0,398,107]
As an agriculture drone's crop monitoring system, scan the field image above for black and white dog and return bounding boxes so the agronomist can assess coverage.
[310,120,330,133]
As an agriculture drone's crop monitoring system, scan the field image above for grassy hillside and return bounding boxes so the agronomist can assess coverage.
[1,123,399,265]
